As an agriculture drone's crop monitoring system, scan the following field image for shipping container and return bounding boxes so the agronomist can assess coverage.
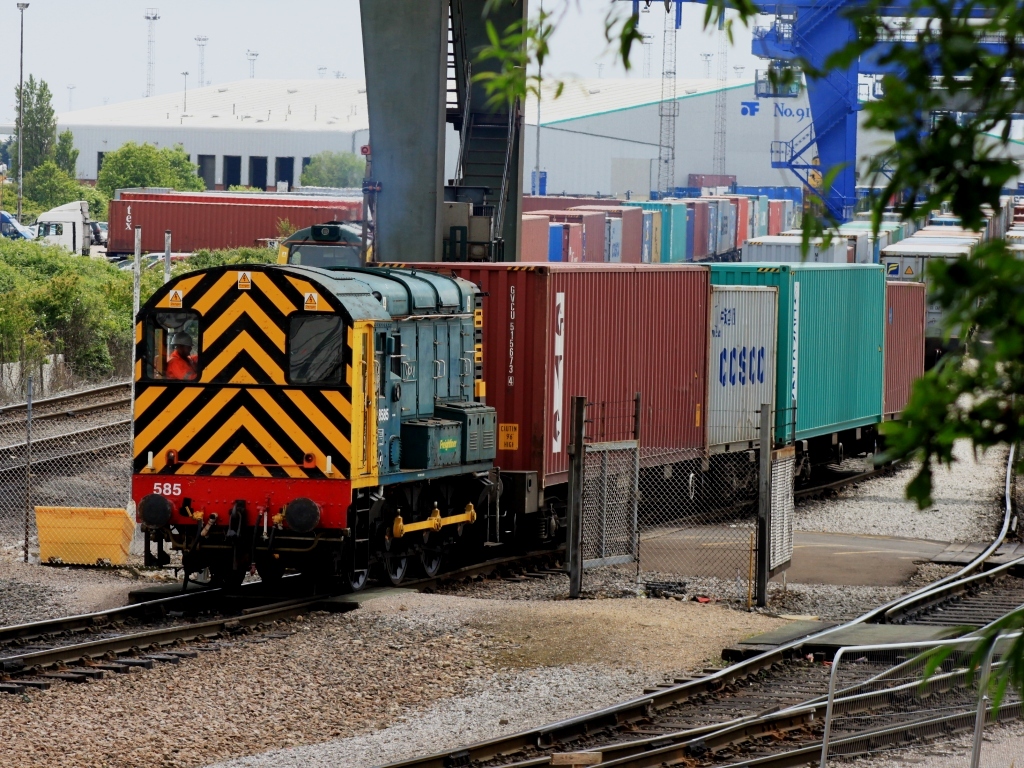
[605,218,623,262]
[565,222,584,263]
[623,202,687,262]
[688,174,736,188]
[707,286,779,451]
[685,207,695,262]
[782,199,796,231]
[768,200,784,235]
[724,196,751,250]
[741,236,848,263]
[707,201,719,255]
[641,213,654,263]
[884,281,926,419]
[117,190,363,211]
[755,195,769,237]
[107,199,360,255]
[520,215,550,262]
[407,264,710,487]
[532,211,606,263]
[548,223,564,262]
[649,210,663,263]
[571,205,643,264]
[522,195,619,213]
[686,200,711,260]
[880,241,973,337]
[709,263,886,444]
[709,199,736,256]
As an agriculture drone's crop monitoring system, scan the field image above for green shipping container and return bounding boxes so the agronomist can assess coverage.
[756,195,769,237]
[709,263,886,443]
[624,201,688,262]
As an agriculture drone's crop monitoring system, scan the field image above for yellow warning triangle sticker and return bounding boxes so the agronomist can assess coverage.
[304,292,318,311]
[904,266,914,275]
[237,271,252,290]
[168,289,183,308]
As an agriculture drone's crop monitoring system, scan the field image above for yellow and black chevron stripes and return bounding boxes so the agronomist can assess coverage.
[756,267,781,273]
[133,384,353,478]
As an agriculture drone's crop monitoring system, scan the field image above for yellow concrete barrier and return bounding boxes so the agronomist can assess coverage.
[34,507,135,566]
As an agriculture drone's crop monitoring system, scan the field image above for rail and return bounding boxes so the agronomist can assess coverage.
[0,380,131,417]
[379,444,1019,768]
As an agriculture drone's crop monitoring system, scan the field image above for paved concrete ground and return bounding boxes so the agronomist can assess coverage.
[640,527,948,586]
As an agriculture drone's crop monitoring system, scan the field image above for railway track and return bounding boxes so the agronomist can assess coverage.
[0,549,563,693]
[0,380,131,425]
[382,445,1022,768]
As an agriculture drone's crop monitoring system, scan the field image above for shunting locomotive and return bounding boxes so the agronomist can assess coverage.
[132,263,511,589]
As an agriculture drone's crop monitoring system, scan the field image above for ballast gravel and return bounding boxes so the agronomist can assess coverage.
[796,440,1007,542]
[0,589,784,768]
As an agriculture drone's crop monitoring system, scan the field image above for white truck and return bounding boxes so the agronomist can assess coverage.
[36,201,92,256]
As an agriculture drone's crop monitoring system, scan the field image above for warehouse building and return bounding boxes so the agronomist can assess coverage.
[57,79,371,190]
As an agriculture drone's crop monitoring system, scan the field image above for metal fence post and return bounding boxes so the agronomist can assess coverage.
[163,229,172,284]
[970,639,998,768]
[23,373,32,563]
[567,396,586,598]
[756,404,772,607]
[632,392,641,581]
[819,646,846,768]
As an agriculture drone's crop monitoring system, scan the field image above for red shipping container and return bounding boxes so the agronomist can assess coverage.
[768,200,785,235]
[688,174,736,189]
[724,196,750,250]
[107,200,358,255]
[564,222,583,263]
[532,211,605,263]
[407,264,709,486]
[118,190,363,211]
[522,196,619,213]
[520,214,551,261]
[569,205,643,264]
[884,281,926,418]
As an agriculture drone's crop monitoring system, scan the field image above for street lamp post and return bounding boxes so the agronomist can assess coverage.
[181,71,189,112]
[17,2,29,222]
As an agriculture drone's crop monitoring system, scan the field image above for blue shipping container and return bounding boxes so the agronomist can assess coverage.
[548,223,563,262]
[624,202,687,263]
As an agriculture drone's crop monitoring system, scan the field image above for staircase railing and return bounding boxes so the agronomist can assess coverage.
[454,62,473,184]
[495,101,519,236]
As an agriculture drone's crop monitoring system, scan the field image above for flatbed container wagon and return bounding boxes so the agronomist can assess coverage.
[404,263,709,488]
[107,199,359,255]
[709,263,886,472]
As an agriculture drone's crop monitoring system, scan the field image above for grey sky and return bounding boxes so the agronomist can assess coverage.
[0,0,761,122]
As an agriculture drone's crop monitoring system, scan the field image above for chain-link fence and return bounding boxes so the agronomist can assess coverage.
[822,635,1024,768]
[0,379,136,566]
[0,355,132,407]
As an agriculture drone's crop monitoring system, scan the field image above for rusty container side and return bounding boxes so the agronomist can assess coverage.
[884,281,926,418]
[533,211,607,263]
[107,200,358,254]
[522,196,618,213]
[520,215,551,262]
[570,205,644,264]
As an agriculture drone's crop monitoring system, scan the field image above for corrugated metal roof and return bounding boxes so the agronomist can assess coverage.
[526,77,753,126]
[57,79,369,132]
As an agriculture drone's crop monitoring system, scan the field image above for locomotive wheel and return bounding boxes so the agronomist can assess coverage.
[420,533,443,578]
[348,568,369,592]
[383,552,409,585]
[256,558,285,585]
[210,565,246,589]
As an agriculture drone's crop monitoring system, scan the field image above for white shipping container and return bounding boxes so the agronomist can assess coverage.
[741,236,847,263]
[708,286,779,451]
[605,217,623,262]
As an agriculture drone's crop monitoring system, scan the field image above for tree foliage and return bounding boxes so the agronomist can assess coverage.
[53,130,79,177]
[24,161,80,210]
[96,142,205,199]
[299,151,365,188]
[11,75,57,177]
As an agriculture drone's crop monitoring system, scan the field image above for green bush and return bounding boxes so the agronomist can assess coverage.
[96,142,205,199]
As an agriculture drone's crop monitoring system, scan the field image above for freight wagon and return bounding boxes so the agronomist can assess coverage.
[107,199,360,256]
[710,263,887,479]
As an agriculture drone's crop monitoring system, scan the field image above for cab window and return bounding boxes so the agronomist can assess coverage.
[289,316,343,384]
[288,244,362,269]
[145,312,201,381]
[39,222,64,237]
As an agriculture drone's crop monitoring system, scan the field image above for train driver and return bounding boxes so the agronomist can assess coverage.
[165,332,199,381]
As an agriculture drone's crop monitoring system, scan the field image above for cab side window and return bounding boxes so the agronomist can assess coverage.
[289,316,343,384]
[145,312,201,381]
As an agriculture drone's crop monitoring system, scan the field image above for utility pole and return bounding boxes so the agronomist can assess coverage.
[17,2,29,222]
[66,84,75,111]
[534,0,543,196]
[181,71,189,113]
[246,50,259,79]
[657,2,680,197]
[145,8,160,98]
[195,35,208,87]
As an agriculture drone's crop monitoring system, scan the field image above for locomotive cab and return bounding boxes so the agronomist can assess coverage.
[132,264,498,589]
